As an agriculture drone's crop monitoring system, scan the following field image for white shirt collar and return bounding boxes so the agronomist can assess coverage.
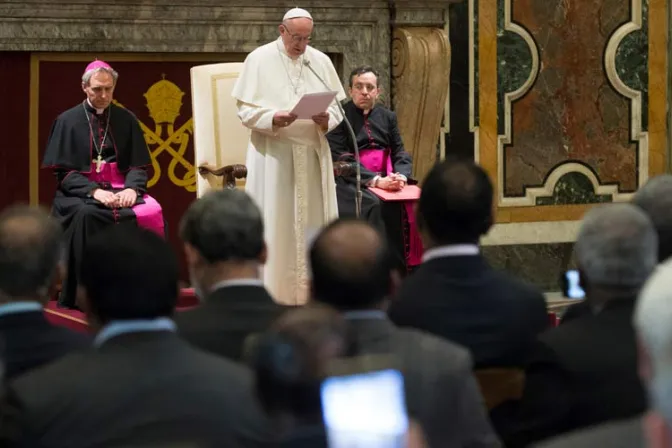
[86,98,105,115]
[210,278,265,292]
[422,244,480,263]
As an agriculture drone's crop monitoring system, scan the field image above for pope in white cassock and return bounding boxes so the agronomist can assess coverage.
[232,7,346,305]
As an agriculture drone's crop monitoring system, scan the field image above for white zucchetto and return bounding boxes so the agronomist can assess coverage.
[283,7,313,21]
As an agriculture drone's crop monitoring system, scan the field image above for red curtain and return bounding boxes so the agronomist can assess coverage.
[0,52,30,209]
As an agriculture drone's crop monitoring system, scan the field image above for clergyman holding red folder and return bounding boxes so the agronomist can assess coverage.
[326,66,423,273]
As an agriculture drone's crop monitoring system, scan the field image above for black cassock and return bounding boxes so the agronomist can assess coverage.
[42,101,151,308]
[326,101,413,272]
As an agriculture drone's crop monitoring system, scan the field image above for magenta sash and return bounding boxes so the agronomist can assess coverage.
[84,162,165,237]
[359,149,423,267]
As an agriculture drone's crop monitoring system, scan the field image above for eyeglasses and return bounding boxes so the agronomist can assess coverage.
[282,25,312,43]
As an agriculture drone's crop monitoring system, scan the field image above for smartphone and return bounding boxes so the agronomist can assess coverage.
[562,269,585,299]
[321,363,408,448]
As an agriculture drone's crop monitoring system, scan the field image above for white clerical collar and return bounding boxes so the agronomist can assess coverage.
[422,244,480,263]
[86,99,105,115]
[210,278,265,292]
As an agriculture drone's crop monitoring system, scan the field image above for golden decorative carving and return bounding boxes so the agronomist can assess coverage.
[391,27,450,182]
[114,76,196,193]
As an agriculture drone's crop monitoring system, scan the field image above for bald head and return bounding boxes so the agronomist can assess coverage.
[0,205,63,299]
[309,219,393,310]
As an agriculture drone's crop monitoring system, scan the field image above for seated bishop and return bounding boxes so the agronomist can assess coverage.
[41,60,164,309]
[327,65,422,272]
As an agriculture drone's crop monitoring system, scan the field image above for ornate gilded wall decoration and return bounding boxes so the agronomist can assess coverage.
[114,75,196,192]
[495,0,648,207]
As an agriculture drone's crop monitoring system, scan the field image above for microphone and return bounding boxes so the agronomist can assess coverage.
[303,59,362,218]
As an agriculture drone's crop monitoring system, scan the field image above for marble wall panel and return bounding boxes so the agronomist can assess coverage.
[500,0,648,202]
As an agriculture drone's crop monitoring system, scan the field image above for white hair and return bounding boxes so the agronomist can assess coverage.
[82,67,119,86]
[575,203,657,288]
[635,258,672,424]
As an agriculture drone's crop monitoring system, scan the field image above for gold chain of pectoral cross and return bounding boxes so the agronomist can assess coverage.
[82,101,111,173]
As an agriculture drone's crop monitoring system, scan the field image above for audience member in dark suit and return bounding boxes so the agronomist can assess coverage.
[388,158,548,368]
[309,217,501,447]
[7,225,272,447]
[504,204,656,446]
[563,174,672,324]
[175,189,285,362]
[0,205,89,380]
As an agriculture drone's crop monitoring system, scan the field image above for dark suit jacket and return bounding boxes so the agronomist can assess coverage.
[388,255,549,368]
[0,310,90,380]
[534,416,644,448]
[8,331,273,448]
[175,285,285,362]
[522,299,646,441]
[347,317,501,447]
[327,101,413,185]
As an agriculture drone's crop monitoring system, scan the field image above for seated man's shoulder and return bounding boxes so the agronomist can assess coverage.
[183,347,259,391]
[538,312,594,348]
[10,350,90,401]
[535,417,644,448]
[173,305,204,325]
[49,324,92,347]
[492,269,546,303]
[375,105,395,118]
[391,325,471,369]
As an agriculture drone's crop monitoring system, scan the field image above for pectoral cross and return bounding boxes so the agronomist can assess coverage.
[95,155,103,173]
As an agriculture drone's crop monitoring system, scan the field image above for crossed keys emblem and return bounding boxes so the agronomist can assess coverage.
[113,76,196,193]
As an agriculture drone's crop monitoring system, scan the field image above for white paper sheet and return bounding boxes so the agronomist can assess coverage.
[290,91,338,119]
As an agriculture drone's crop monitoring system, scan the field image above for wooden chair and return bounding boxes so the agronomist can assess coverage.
[190,62,356,192]
[474,368,526,411]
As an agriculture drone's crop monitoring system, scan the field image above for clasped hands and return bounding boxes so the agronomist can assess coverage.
[375,173,407,191]
[93,188,137,209]
[273,111,329,132]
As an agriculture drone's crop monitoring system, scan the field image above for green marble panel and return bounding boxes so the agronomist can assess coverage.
[614,0,649,130]
[535,171,614,205]
[497,0,534,135]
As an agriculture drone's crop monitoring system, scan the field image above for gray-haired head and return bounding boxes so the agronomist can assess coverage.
[575,203,657,289]
[634,258,672,427]
[632,174,672,262]
[179,189,265,263]
[82,67,119,86]
[0,205,63,300]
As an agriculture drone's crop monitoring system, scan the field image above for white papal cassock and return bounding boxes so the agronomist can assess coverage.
[232,37,346,305]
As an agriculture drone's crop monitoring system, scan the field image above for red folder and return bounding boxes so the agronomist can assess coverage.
[368,185,421,202]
